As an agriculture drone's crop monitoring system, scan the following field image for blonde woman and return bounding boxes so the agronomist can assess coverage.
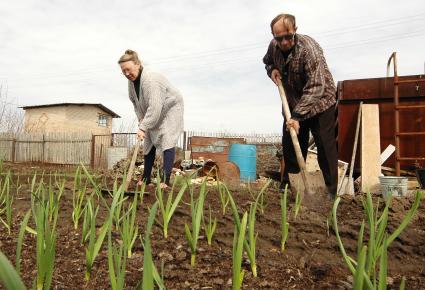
[118,49,184,188]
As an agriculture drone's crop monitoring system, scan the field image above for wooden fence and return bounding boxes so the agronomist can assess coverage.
[0,132,92,166]
[0,131,282,169]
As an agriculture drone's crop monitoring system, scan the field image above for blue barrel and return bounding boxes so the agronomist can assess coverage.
[228,144,257,182]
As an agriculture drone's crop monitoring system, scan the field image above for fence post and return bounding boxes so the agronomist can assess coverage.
[183,131,187,150]
[11,138,16,163]
[42,134,45,164]
[91,134,96,169]
[110,133,114,147]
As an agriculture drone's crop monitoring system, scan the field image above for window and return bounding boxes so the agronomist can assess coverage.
[98,115,108,127]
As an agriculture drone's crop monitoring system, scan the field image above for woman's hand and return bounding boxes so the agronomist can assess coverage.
[137,129,145,140]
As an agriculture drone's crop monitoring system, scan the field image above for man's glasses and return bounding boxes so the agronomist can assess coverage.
[274,34,295,42]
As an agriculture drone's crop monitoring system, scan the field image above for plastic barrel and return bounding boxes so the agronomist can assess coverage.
[379,176,407,199]
[228,144,257,182]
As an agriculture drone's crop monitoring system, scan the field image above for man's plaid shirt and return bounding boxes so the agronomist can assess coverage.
[263,34,336,121]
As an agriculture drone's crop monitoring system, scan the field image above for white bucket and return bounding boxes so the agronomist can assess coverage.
[379,176,408,198]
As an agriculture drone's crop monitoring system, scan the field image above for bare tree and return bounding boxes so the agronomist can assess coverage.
[0,83,24,135]
[112,117,138,133]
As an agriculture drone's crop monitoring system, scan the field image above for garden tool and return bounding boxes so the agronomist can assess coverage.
[124,138,142,194]
[340,102,362,196]
[276,80,312,196]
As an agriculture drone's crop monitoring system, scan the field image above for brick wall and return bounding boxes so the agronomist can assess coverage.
[24,105,112,134]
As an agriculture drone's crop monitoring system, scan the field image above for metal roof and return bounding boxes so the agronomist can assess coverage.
[20,103,121,118]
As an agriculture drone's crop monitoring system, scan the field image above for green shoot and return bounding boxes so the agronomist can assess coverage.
[0,170,13,234]
[72,166,87,230]
[399,277,406,290]
[0,251,27,290]
[203,205,217,246]
[156,175,188,238]
[32,184,57,290]
[111,179,128,231]
[16,210,31,275]
[227,187,257,277]
[47,176,64,224]
[85,183,124,281]
[217,181,230,215]
[138,234,166,290]
[184,178,207,266]
[81,196,98,245]
[120,192,139,257]
[246,202,258,277]
[254,179,272,215]
[332,191,423,289]
[140,202,159,290]
[108,228,127,290]
[232,212,247,290]
[280,184,289,253]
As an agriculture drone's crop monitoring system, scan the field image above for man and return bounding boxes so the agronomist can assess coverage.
[263,13,338,199]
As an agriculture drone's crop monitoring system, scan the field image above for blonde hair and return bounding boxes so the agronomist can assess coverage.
[118,49,141,64]
[270,14,296,33]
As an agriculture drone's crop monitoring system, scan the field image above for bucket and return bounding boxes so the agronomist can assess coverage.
[379,176,408,198]
[228,144,256,182]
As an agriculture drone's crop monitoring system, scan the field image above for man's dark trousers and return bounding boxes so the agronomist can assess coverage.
[282,105,338,196]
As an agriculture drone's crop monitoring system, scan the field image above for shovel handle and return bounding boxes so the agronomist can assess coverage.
[124,138,142,192]
[277,80,312,195]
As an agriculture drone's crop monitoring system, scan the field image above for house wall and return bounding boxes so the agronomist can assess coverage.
[24,105,113,135]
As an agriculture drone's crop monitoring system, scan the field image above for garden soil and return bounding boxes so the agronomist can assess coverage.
[1,167,425,289]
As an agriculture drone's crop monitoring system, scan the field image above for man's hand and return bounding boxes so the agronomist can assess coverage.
[286,119,300,135]
[271,69,282,86]
[137,129,145,140]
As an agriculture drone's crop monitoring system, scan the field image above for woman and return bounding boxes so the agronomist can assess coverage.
[118,49,184,188]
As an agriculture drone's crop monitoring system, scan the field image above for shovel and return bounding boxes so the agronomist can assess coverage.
[123,138,142,194]
[341,101,362,195]
[101,138,143,196]
[277,80,312,196]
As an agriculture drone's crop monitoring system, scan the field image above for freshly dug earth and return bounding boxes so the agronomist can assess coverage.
[1,175,425,289]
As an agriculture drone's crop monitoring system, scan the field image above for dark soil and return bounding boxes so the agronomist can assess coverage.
[1,164,425,289]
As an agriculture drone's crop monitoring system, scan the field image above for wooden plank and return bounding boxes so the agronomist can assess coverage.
[289,150,348,195]
[361,104,381,192]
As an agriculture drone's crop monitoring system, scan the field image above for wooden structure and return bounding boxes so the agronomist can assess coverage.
[338,73,425,172]
[189,136,245,164]
[387,52,425,175]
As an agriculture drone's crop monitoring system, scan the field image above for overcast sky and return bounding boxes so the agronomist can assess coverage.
[1,0,424,134]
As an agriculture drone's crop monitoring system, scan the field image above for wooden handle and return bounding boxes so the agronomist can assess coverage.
[277,81,312,195]
[124,138,142,192]
[348,102,363,180]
